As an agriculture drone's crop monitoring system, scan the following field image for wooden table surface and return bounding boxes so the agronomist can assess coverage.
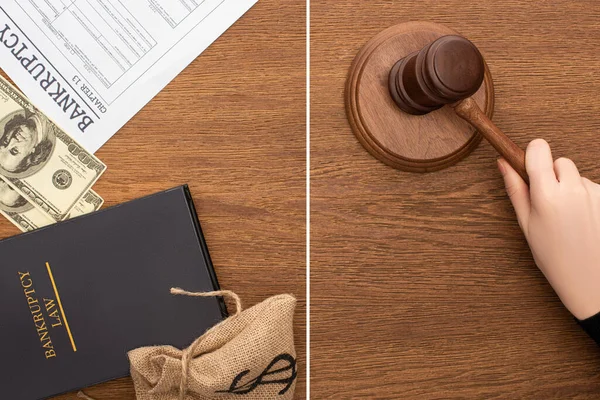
[0,0,306,398]
[311,1,600,398]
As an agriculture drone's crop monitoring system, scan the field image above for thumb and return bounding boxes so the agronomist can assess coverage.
[498,158,531,233]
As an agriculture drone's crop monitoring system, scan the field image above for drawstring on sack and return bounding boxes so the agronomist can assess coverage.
[170,288,242,317]
[170,289,243,400]
[78,290,243,400]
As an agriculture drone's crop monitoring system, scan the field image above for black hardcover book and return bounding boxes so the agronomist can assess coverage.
[1,185,227,400]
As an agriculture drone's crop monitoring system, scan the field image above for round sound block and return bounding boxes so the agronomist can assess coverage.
[345,21,495,172]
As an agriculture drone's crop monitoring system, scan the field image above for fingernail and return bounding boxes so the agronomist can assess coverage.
[528,138,547,150]
[497,159,506,175]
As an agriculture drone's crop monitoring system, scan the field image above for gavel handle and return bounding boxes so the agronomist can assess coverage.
[452,97,528,184]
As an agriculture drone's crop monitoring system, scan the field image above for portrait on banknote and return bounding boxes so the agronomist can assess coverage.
[0,110,55,178]
[0,178,32,213]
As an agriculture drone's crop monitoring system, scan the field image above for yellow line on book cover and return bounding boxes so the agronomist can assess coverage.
[46,262,77,352]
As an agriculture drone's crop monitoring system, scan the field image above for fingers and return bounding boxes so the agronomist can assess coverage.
[498,158,531,230]
[554,157,581,185]
[526,139,558,191]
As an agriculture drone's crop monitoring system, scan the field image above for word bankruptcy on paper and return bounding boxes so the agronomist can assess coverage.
[0,0,258,153]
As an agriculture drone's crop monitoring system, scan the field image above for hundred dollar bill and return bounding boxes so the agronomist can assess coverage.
[65,189,104,219]
[0,176,52,232]
[0,176,104,232]
[0,76,106,222]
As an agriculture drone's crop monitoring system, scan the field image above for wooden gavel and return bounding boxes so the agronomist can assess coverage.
[388,35,528,182]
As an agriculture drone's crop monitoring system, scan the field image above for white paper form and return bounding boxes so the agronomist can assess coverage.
[0,0,257,152]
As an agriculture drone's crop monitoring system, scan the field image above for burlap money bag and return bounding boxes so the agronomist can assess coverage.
[127,289,297,400]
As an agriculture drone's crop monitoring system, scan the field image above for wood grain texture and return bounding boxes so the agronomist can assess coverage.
[0,0,306,398]
[312,1,600,398]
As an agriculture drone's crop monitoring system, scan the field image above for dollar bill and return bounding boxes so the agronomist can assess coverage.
[65,189,104,219]
[0,176,52,232]
[0,76,106,222]
[0,176,104,232]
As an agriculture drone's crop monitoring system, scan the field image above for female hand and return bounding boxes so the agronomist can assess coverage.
[498,139,600,320]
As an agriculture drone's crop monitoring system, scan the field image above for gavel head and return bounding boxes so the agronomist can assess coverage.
[389,35,485,115]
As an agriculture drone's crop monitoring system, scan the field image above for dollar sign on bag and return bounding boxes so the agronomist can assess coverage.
[216,353,297,395]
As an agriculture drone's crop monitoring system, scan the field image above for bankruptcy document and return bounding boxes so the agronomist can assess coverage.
[0,0,257,152]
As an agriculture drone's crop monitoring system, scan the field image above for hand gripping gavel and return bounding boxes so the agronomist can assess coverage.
[388,35,528,182]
